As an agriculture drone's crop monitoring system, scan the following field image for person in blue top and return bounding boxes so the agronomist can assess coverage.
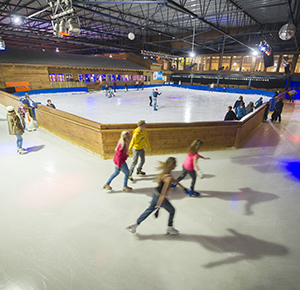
[255,97,263,109]
[236,102,246,120]
[149,89,154,106]
[233,96,243,114]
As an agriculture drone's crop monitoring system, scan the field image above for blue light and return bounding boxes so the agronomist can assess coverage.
[260,46,267,52]
[285,162,300,182]
[0,46,5,51]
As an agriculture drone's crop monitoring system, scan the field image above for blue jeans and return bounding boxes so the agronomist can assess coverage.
[16,134,23,149]
[153,97,157,110]
[137,191,175,226]
[106,162,129,187]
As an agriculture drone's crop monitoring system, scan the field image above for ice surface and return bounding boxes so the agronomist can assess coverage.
[30,87,268,124]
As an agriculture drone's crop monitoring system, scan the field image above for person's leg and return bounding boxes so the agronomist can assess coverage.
[154,97,157,110]
[16,134,23,149]
[161,198,175,226]
[137,149,145,173]
[137,192,159,224]
[176,167,188,182]
[278,111,282,123]
[188,170,197,190]
[106,165,120,185]
[121,162,130,187]
[129,148,139,174]
[149,96,152,106]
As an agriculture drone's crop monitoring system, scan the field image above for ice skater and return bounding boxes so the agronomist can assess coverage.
[153,88,162,111]
[171,139,209,197]
[149,89,154,106]
[107,87,115,98]
[6,106,26,154]
[209,83,214,92]
[127,157,187,235]
[103,131,133,192]
[129,120,149,181]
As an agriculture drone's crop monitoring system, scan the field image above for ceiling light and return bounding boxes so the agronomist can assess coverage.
[59,18,69,36]
[190,52,195,58]
[252,50,258,56]
[68,17,80,35]
[13,16,21,24]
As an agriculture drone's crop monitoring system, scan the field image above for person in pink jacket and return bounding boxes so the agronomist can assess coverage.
[103,131,132,192]
[172,139,209,197]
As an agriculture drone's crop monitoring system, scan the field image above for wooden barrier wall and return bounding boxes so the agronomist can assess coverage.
[0,91,266,159]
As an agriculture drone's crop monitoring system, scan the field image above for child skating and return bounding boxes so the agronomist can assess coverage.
[172,139,209,197]
[127,157,187,235]
[103,131,132,192]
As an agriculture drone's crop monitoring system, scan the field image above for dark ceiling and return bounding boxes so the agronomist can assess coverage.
[0,0,299,56]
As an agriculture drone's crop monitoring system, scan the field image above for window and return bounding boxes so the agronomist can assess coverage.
[65,73,73,82]
[178,57,184,70]
[202,56,210,71]
[78,74,84,82]
[232,56,242,71]
[294,56,300,73]
[279,54,294,72]
[102,74,107,81]
[96,74,102,82]
[85,74,91,83]
[241,56,252,72]
[57,74,64,82]
[91,74,96,82]
[221,57,231,70]
[210,56,219,71]
[254,56,265,72]
[49,74,56,82]
[111,75,116,81]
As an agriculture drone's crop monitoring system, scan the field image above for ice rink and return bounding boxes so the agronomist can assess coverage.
[1,91,300,290]
[30,87,270,123]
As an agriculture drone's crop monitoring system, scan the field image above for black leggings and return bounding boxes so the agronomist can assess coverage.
[177,167,197,189]
[149,96,152,105]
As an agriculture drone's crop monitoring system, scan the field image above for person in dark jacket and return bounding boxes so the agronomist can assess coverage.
[271,98,284,122]
[245,102,254,115]
[224,106,237,120]
[233,96,243,114]
[46,99,56,109]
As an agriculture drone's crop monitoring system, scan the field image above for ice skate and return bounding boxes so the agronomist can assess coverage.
[188,189,200,197]
[167,226,179,235]
[137,170,146,176]
[129,173,133,181]
[170,183,177,188]
[103,184,112,190]
[17,148,26,155]
[127,223,138,234]
[123,186,132,192]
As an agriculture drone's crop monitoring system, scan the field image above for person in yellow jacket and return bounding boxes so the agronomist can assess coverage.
[128,120,150,181]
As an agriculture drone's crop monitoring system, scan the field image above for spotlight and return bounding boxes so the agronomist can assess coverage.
[252,50,258,56]
[0,37,5,51]
[68,17,80,35]
[13,16,21,25]
[59,18,69,36]
[128,32,135,40]
[190,51,195,58]
[260,46,267,52]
